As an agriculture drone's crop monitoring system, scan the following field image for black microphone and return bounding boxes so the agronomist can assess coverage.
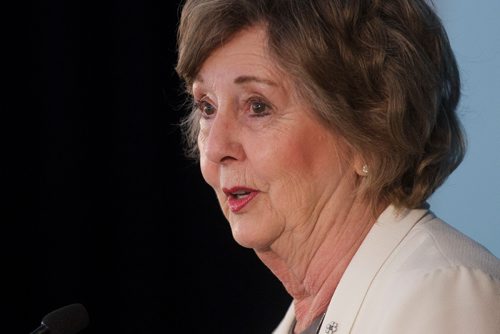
[30,303,89,334]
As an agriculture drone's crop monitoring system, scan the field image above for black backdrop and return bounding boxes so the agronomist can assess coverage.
[8,1,290,333]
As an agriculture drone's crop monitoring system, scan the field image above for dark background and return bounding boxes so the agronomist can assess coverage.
[7,1,290,333]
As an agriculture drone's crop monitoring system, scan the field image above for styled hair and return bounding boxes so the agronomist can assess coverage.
[175,0,466,209]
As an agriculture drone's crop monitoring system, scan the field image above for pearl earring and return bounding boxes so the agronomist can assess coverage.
[362,164,369,175]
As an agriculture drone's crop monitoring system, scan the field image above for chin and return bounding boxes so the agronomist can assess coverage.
[229,218,276,250]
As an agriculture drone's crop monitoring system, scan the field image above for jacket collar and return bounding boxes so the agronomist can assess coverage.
[273,205,431,334]
[318,205,430,333]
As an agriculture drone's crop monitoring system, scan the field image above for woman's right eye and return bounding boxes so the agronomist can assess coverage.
[195,100,216,117]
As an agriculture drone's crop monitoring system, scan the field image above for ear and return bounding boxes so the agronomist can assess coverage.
[353,154,369,177]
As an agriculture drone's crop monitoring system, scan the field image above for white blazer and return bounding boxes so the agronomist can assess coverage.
[273,205,500,334]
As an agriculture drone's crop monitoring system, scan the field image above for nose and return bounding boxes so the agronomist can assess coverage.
[201,106,245,164]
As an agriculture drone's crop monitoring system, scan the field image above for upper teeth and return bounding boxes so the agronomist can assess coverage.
[233,190,248,195]
[232,191,250,198]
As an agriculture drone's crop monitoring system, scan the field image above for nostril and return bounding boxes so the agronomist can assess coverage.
[220,155,237,163]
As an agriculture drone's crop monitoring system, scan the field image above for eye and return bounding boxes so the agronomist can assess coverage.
[194,99,216,117]
[249,98,271,116]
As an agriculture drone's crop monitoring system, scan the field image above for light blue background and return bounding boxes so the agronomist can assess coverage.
[428,1,500,257]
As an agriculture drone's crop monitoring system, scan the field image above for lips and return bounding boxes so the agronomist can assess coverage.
[222,187,260,212]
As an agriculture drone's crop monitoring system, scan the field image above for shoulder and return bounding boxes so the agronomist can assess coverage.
[402,214,500,278]
[351,210,500,333]
[365,264,500,334]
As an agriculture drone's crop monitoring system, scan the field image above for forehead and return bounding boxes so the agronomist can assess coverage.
[194,25,286,86]
[210,25,268,58]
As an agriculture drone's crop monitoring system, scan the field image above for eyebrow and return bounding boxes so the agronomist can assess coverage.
[193,75,279,87]
[234,75,278,86]
[193,75,278,87]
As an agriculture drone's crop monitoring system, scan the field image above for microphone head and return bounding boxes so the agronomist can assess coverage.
[42,303,89,334]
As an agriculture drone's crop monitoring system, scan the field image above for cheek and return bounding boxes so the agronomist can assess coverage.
[252,134,319,180]
[254,127,346,201]
[244,138,313,215]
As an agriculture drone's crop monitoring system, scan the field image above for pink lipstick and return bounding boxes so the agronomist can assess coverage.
[223,187,260,213]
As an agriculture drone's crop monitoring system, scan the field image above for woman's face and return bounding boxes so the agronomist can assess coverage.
[193,26,356,250]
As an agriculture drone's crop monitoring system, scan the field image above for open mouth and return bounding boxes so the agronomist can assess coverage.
[223,187,260,212]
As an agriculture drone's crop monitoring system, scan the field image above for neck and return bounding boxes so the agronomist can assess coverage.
[256,197,383,333]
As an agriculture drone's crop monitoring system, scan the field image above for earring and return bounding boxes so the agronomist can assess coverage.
[362,164,369,175]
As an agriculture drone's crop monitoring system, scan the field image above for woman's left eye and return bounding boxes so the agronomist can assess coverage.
[249,99,271,116]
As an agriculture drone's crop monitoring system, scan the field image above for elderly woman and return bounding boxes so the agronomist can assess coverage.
[175,0,500,333]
